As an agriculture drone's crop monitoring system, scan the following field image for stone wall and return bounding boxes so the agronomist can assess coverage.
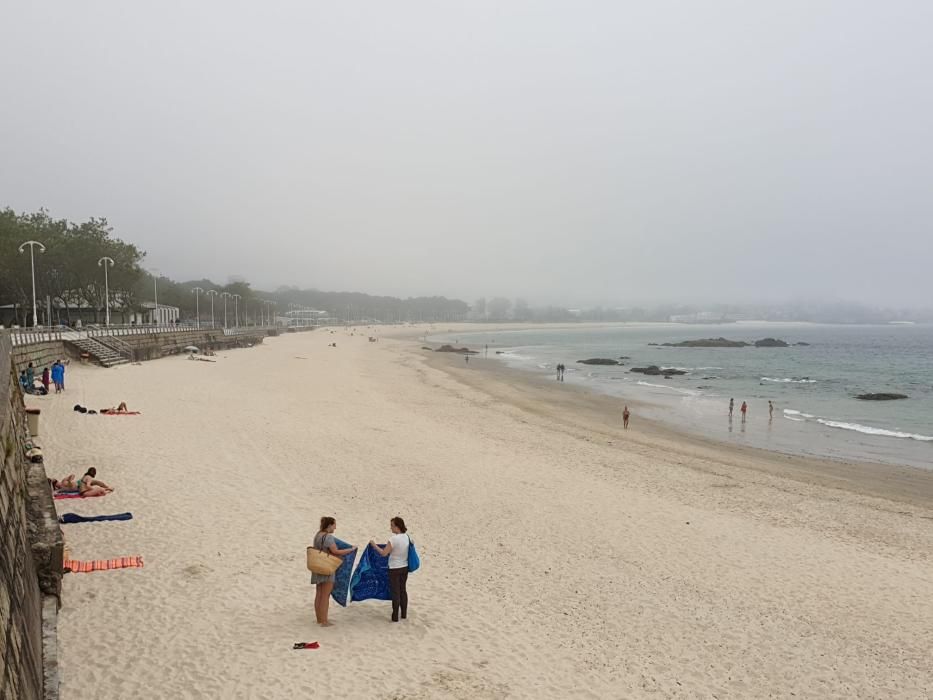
[11,342,68,379]
[0,331,63,700]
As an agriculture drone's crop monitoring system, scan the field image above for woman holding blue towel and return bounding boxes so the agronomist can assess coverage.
[312,516,356,627]
[370,516,411,622]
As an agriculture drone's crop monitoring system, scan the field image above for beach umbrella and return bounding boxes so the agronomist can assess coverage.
[184,346,200,353]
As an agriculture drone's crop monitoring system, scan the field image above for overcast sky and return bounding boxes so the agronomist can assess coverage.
[2,1,931,307]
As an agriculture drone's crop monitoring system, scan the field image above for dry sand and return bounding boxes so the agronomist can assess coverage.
[32,326,933,699]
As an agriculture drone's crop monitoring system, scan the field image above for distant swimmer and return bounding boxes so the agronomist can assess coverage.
[729,398,734,418]
[622,405,630,429]
[740,401,748,422]
[768,401,774,421]
[465,354,469,364]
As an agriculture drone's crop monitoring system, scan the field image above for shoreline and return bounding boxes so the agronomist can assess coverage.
[392,324,933,509]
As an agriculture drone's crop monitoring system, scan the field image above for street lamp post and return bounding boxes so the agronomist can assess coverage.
[191,287,204,329]
[98,257,115,326]
[18,240,46,327]
[220,292,231,329]
[149,269,160,326]
[206,290,218,328]
[232,294,241,329]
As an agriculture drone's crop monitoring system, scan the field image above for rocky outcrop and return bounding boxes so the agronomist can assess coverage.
[629,365,687,376]
[577,358,621,365]
[661,338,748,347]
[855,393,908,400]
[435,344,478,354]
[754,338,789,347]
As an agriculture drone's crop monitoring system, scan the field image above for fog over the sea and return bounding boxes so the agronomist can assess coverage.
[2,2,931,307]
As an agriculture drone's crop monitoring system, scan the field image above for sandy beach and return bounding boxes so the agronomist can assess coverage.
[34,326,933,699]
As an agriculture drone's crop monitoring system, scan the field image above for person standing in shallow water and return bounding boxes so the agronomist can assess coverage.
[740,401,748,423]
[768,401,774,421]
[370,517,411,622]
[311,517,357,627]
[729,398,734,418]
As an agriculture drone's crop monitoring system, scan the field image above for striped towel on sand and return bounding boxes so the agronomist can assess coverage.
[64,556,144,573]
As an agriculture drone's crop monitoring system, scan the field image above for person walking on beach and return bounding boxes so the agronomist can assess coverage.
[729,398,734,418]
[370,516,412,622]
[312,517,357,627]
[26,363,35,389]
[51,360,65,393]
[740,401,748,423]
[41,367,50,394]
[768,401,774,421]
[622,405,630,429]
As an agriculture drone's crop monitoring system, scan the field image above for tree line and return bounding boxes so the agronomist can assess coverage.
[0,207,472,326]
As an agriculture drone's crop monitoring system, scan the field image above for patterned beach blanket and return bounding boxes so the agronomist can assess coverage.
[348,544,391,603]
[331,538,357,607]
[59,512,133,524]
[64,556,144,573]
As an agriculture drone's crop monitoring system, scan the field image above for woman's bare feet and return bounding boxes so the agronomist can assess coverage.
[319,621,334,627]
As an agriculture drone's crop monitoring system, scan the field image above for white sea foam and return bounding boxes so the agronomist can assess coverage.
[783,409,816,419]
[498,351,535,361]
[636,381,699,396]
[761,377,817,384]
[816,420,933,442]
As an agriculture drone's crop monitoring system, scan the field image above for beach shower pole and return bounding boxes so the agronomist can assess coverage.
[206,290,217,328]
[97,256,114,326]
[18,240,45,327]
[191,287,204,329]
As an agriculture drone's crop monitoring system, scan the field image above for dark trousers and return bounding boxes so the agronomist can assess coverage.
[389,566,409,621]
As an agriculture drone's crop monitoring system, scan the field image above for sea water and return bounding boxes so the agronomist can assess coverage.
[428,323,933,469]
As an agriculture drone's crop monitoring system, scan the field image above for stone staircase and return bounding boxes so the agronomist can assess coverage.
[66,337,130,367]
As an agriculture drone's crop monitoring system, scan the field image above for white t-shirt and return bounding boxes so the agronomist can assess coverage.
[388,533,410,569]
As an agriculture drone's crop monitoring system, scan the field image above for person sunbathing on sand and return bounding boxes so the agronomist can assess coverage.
[77,468,113,496]
[51,474,78,491]
[100,402,129,414]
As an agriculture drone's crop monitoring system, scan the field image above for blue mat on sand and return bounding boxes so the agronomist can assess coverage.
[349,543,391,603]
[331,538,357,607]
[59,512,133,523]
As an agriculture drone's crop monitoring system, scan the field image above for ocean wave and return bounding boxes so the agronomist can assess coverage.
[497,351,535,361]
[636,380,700,396]
[761,377,817,384]
[816,420,933,442]
[783,409,816,419]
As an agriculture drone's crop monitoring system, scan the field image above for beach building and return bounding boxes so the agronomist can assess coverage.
[129,302,180,325]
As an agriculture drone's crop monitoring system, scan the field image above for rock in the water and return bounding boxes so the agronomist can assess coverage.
[577,358,620,365]
[630,365,687,376]
[795,342,811,346]
[855,393,908,400]
[754,337,789,347]
[436,344,478,354]
[661,337,748,348]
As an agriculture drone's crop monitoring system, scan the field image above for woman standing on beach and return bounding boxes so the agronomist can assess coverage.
[312,517,356,627]
[370,517,411,622]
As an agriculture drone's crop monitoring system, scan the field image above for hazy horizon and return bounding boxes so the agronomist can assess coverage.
[3,2,931,307]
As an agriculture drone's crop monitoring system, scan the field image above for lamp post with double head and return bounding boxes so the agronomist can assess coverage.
[232,294,241,329]
[220,292,231,329]
[98,257,115,326]
[18,240,46,327]
[191,287,204,329]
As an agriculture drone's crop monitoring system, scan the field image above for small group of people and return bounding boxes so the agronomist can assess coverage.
[19,360,66,396]
[50,467,113,497]
[555,363,566,381]
[728,398,775,423]
[312,516,413,627]
[72,401,131,415]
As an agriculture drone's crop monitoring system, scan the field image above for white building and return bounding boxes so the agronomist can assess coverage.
[129,302,180,325]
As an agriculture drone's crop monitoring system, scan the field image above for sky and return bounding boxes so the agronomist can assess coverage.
[2,1,932,307]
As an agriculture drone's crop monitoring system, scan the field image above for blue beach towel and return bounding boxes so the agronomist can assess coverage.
[331,538,357,607]
[349,544,391,603]
[59,512,133,523]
